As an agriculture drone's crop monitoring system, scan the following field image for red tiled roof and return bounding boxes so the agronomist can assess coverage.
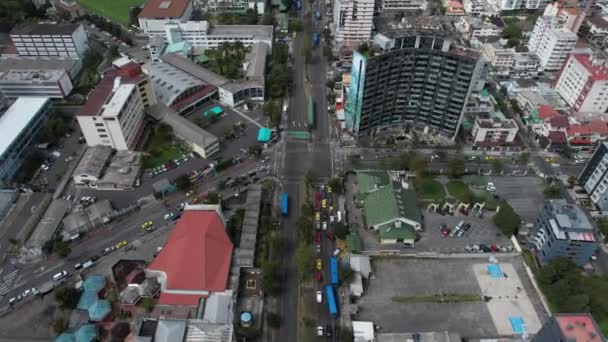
[549,115,569,128]
[570,138,594,144]
[549,131,567,144]
[149,208,233,293]
[158,293,203,306]
[117,62,143,78]
[556,314,604,341]
[138,0,190,19]
[538,105,559,120]
[567,119,608,136]
[573,54,608,81]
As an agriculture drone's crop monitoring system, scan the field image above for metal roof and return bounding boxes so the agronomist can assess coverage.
[0,97,49,158]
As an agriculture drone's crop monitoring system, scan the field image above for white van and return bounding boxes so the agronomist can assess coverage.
[332,248,342,257]
[337,211,342,222]
[53,271,68,281]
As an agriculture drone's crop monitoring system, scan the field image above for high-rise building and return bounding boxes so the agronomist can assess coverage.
[527,16,578,70]
[10,23,89,58]
[555,53,608,114]
[333,0,375,44]
[532,199,597,266]
[346,31,482,139]
[578,141,608,210]
[77,63,156,150]
[532,313,606,342]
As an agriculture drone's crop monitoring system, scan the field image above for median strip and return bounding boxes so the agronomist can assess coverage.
[391,294,483,303]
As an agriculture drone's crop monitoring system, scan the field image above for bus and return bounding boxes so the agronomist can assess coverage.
[325,285,339,317]
[330,257,339,285]
[281,192,289,215]
[308,96,315,128]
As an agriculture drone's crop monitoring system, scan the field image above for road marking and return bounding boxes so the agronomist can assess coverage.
[2,270,17,281]
[34,263,64,278]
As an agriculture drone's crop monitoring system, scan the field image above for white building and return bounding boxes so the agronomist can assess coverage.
[10,23,88,58]
[0,69,73,98]
[471,111,519,148]
[482,42,515,68]
[555,53,608,114]
[379,0,427,10]
[489,0,545,11]
[161,21,273,49]
[527,16,578,71]
[458,17,503,39]
[333,0,375,44]
[137,0,194,35]
[463,0,483,15]
[200,0,265,14]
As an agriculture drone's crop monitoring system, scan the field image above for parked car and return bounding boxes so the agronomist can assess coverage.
[115,240,128,249]
[315,231,322,243]
[315,271,323,282]
[8,295,22,304]
[479,244,491,253]
[316,291,323,303]
[440,227,451,237]
[53,271,68,281]
[456,229,465,238]
[315,244,321,254]
[326,324,333,337]
[22,288,37,297]
[141,220,153,229]
[317,326,324,337]
[163,212,174,220]
[463,223,471,231]
[322,222,328,231]
[316,259,322,270]
[486,182,497,192]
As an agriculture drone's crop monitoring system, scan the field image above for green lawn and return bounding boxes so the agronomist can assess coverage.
[415,178,445,202]
[468,175,488,187]
[142,132,188,169]
[446,181,473,202]
[77,0,144,25]
[473,190,499,210]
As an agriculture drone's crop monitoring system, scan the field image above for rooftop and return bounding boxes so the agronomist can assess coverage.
[555,314,605,341]
[209,25,273,39]
[546,199,594,232]
[160,53,228,87]
[148,206,232,300]
[101,83,136,118]
[154,319,187,342]
[0,69,67,83]
[73,146,113,179]
[475,111,518,129]
[146,104,218,151]
[143,61,206,107]
[185,320,233,341]
[572,54,608,81]
[245,42,267,81]
[0,57,81,76]
[587,15,608,30]
[138,0,191,19]
[98,150,142,188]
[11,23,81,36]
[0,97,50,158]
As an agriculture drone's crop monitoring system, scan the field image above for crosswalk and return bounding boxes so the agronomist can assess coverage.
[0,269,19,297]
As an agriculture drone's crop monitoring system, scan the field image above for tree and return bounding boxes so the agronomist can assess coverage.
[55,286,79,309]
[262,260,282,295]
[249,145,262,158]
[516,152,530,165]
[493,202,521,236]
[567,176,577,188]
[40,118,66,144]
[447,159,466,178]
[597,218,608,242]
[52,318,68,334]
[502,22,522,40]
[175,174,192,191]
[328,178,344,194]
[264,100,282,127]
[339,265,353,283]
[205,192,220,204]
[339,328,354,342]
[305,169,317,184]
[294,242,314,281]
[543,184,561,198]
[267,312,282,328]
[54,241,71,257]
[261,13,275,25]
[334,222,349,239]
[289,18,303,32]
[413,157,430,178]
[491,159,503,173]
[138,298,155,313]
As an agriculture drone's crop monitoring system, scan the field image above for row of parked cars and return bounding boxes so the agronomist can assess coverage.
[145,154,193,178]
[439,221,471,238]
[9,271,70,305]
[465,244,514,253]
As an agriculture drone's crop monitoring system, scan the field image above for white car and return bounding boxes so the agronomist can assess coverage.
[317,326,324,336]
[316,290,323,303]
[322,222,328,231]
[22,288,37,297]
[164,212,174,220]
[486,182,497,192]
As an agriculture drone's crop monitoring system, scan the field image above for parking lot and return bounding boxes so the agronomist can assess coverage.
[356,257,546,338]
[478,176,545,224]
[417,212,512,253]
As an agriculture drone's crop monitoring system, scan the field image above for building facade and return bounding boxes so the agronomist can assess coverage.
[347,32,482,139]
[482,43,515,68]
[489,0,545,11]
[532,199,597,266]
[10,23,89,58]
[333,0,375,43]
[137,0,194,35]
[527,16,578,71]
[378,0,427,10]
[555,53,608,114]
[578,142,608,211]
[162,21,273,49]
[0,69,73,98]
[0,97,51,183]
[471,111,518,147]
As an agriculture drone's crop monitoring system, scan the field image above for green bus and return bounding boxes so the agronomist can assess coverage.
[308,96,314,128]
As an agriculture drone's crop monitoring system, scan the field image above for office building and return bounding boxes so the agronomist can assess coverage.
[532,199,597,266]
[489,0,546,11]
[333,0,375,44]
[346,31,482,140]
[578,141,608,210]
[137,0,194,35]
[162,21,273,49]
[533,313,606,342]
[10,23,89,58]
[471,111,519,147]
[200,0,265,14]
[378,0,427,10]
[527,16,578,70]
[0,56,82,79]
[463,0,483,15]
[0,97,51,183]
[77,63,156,150]
[0,69,73,98]
[555,53,608,114]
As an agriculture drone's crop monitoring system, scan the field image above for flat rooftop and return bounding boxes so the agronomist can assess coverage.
[160,53,228,87]
[0,97,49,157]
[0,69,67,83]
[0,57,81,73]
[101,83,136,118]
[209,25,273,39]
[138,0,190,18]
[11,23,80,36]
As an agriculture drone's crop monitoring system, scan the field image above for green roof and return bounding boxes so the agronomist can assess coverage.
[480,88,490,98]
[346,232,363,253]
[362,179,420,227]
[356,171,390,198]
[164,41,192,55]
[378,222,416,242]
[257,127,272,142]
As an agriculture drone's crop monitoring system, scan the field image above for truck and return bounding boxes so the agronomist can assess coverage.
[313,32,319,48]
[316,9,321,20]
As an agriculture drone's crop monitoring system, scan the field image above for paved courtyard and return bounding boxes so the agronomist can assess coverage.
[479,176,546,224]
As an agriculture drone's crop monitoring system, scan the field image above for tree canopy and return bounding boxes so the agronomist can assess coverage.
[493,201,520,236]
[447,159,466,178]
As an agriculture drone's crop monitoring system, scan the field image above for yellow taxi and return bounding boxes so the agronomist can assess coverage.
[315,212,320,221]
[485,156,495,160]
[316,259,323,270]
[322,199,327,209]
[327,186,332,193]
[545,157,557,163]
[141,221,153,229]
[115,240,128,249]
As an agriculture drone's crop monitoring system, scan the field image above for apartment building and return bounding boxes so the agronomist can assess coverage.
[347,31,482,139]
[77,63,156,150]
[10,23,88,58]
[471,111,519,147]
[532,199,597,266]
[457,17,503,40]
[555,53,608,114]
[378,0,427,10]
[0,97,51,183]
[463,0,483,15]
[578,141,608,211]
[0,69,73,98]
[489,0,546,11]
[333,0,375,44]
[528,16,578,71]
[481,42,515,68]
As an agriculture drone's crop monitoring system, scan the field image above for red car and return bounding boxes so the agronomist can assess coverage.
[490,245,499,252]
[440,227,451,237]
[315,271,323,282]
[325,232,335,241]
[315,231,322,243]
[315,192,321,201]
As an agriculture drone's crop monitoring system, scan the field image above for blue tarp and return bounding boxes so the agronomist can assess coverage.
[257,127,271,142]
[74,324,98,342]
[77,275,110,322]
[509,316,526,334]
[487,264,503,278]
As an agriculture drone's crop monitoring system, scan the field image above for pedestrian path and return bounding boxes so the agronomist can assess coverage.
[0,269,19,297]
[230,107,264,128]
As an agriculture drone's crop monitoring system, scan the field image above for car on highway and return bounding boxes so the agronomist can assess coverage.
[115,240,128,249]
[315,212,320,221]
[163,212,175,220]
[141,220,153,229]
[8,295,22,305]
[53,271,69,281]
[440,227,451,237]
[74,263,83,270]
[322,221,328,231]
[103,246,116,255]
[322,199,327,208]
[315,244,321,253]
[315,231,322,243]
[22,288,37,297]
[316,259,322,270]
[485,156,495,160]
[316,290,323,303]
[317,326,324,336]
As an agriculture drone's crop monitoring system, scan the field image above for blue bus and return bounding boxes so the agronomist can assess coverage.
[325,285,339,317]
[330,257,339,285]
[313,32,319,48]
[281,192,288,215]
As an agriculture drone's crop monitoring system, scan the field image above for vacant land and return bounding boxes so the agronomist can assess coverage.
[77,0,144,25]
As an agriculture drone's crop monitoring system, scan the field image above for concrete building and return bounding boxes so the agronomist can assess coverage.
[0,69,73,98]
[527,16,578,71]
[555,53,608,114]
[378,0,427,10]
[10,23,88,58]
[481,42,515,68]
[578,141,608,211]
[489,0,546,11]
[457,17,503,39]
[0,56,82,79]
[137,0,194,35]
[201,0,265,14]
[348,31,482,139]
[73,145,141,190]
[73,145,113,186]
[161,21,273,50]
[463,0,484,15]
[0,97,51,183]
[77,63,156,150]
[533,313,606,342]
[333,0,375,44]
[532,199,597,266]
[471,111,519,147]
